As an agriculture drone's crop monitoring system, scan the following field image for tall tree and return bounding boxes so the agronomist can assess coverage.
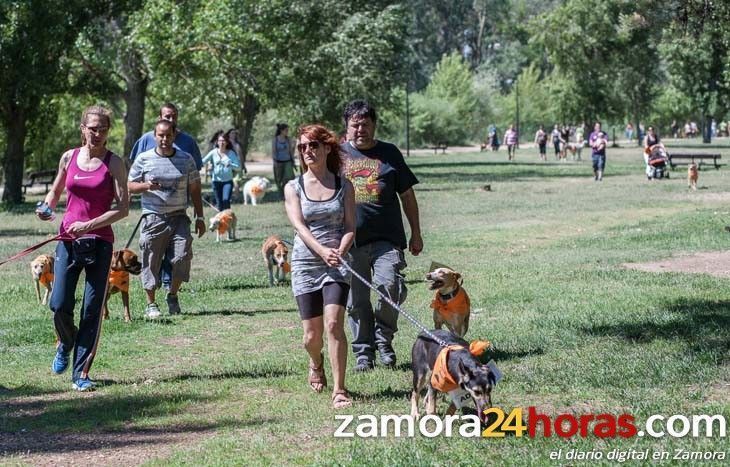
[136,0,407,158]
[73,2,149,159]
[532,0,664,126]
[662,0,730,142]
[0,1,105,204]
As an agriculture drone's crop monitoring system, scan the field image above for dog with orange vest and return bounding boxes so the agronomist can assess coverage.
[427,267,471,337]
[410,329,495,422]
[30,254,55,305]
[243,176,271,205]
[208,209,237,242]
[103,249,142,322]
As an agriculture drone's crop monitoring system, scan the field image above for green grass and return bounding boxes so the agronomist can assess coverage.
[1,142,729,465]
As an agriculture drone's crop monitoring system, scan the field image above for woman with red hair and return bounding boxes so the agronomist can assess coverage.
[284,124,355,409]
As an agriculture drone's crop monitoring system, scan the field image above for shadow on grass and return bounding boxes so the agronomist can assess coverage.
[366,387,411,401]
[204,282,269,292]
[489,347,544,361]
[190,306,297,316]
[151,364,296,384]
[0,417,275,457]
[582,298,730,363]
[0,390,258,441]
[0,385,66,400]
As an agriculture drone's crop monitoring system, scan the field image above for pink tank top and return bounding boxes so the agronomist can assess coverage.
[60,148,115,243]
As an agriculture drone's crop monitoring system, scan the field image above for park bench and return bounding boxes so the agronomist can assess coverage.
[668,153,722,170]
[22,169,56,193]
[430,142,448,154]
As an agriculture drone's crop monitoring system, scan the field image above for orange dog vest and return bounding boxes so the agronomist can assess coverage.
[431,287,470,320]
[430,341,492,393]
[216,211,234,234]
[39,272,54,287]
[108,270,130,293]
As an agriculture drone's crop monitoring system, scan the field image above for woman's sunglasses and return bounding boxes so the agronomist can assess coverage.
[297,141,321,153]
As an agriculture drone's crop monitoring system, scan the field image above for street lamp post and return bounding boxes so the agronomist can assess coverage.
[405,86,410,157]
[515,78,519,149]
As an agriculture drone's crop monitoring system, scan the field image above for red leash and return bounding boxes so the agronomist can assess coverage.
[0,234,71,266]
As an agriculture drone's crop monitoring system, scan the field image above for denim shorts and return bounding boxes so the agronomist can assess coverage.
[592,154,606,171]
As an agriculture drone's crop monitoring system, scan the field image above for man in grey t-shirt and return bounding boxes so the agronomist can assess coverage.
[128,120,205,318]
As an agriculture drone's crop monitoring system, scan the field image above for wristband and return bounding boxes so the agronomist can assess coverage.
[194,216,205,222]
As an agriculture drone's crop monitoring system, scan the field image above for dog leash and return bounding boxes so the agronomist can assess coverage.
[337,254,450,348]
[202,197,220,212]
[124,216,144,250]
[0,234,70,266]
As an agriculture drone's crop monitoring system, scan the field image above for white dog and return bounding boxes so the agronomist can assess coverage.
[243,176,271,205]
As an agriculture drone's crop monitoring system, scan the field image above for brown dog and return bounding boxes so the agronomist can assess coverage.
[688,163,698,191]
[262,235,289,286]
[30,254,54,305]
[208,209,237,242]
[103,249,142,322]
[427,267,471,337]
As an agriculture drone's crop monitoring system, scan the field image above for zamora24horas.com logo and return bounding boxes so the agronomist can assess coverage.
[334,406,729,442]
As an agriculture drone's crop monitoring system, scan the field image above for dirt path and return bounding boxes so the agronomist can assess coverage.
[623,250,730,277]
[0,428,213,466]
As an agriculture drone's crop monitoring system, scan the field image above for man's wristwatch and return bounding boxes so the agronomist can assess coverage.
[194,216,205,223]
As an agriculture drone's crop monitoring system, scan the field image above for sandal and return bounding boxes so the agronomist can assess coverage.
[308,353,326,393]
[332,389,352,409]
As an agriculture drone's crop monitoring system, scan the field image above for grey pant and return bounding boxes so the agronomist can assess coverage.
[139,213,193,290]
[347,241,407,362]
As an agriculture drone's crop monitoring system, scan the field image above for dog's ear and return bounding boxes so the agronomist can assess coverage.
[112,250,123,268]
[458,360,471,383]
[455,272,463,286]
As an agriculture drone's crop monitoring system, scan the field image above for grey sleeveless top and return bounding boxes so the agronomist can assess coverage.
[288,175,351,296]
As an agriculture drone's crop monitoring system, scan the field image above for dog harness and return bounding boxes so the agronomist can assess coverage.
[39,271,54,286]
[431,341,491,393]
[108,270,130,293]
[431,287,471,320]
[215,211,234,234]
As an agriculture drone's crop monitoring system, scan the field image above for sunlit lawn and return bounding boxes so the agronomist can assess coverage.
[1,139,728,465]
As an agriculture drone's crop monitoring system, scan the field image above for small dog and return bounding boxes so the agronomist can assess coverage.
[410,330,495,423]
[243,176,271,205]
[30,254,54,305]
[688,163,698,191]
[427,267,471,337]
[103,249,142,322]
[208,209,237,242]
[262,235,289,286]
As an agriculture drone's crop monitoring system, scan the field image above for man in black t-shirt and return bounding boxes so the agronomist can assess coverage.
[341,100,423,371]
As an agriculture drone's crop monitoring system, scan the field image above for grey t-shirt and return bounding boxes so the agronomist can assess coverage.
[128,148,200,215]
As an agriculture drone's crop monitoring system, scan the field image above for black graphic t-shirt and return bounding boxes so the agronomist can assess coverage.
[341,141,419,249]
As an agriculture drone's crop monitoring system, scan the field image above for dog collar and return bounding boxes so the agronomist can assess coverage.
[438,285,460,301]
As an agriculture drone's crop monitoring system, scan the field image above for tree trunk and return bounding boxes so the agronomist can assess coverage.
[2,108,28,204]
[122,76,148,160]
[233,93,258,163]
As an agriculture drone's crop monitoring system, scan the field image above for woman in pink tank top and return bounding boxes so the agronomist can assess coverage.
[36,105,129,392]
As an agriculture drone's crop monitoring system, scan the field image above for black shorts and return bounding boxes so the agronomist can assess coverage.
[296,282,350,320]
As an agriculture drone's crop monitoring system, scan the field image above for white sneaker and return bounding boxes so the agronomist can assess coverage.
[145,303,161,319]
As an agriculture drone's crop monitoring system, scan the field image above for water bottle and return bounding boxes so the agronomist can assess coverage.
[35,201,55,221]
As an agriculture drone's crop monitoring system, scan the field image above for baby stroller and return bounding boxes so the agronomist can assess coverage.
[645,144,669,179]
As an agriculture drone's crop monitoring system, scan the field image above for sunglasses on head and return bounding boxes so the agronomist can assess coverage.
[297,141,322,153]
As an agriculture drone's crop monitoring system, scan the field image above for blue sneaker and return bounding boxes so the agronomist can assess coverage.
[51,347,70,374]
[72,377,96,392]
